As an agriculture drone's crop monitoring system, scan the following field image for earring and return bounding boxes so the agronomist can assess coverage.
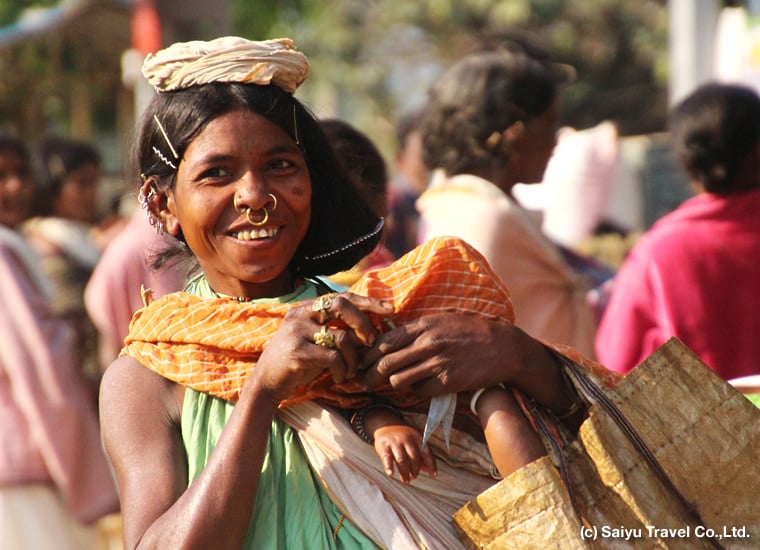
[138,176,164,235]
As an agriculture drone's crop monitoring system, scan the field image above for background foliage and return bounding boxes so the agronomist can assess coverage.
[232,0,669,143]
[0,0,669,158]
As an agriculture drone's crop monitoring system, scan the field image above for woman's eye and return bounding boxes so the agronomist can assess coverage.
[202,167,231,179]
[267,158,296,171]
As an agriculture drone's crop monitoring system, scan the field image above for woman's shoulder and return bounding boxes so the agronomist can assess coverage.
[101,355,184,424]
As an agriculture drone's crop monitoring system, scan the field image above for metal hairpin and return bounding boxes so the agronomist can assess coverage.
[152,146,177,170]
[292,105,300,146]
[153,114,179,159]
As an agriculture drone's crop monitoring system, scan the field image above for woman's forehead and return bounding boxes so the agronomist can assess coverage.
[186,110,296,154]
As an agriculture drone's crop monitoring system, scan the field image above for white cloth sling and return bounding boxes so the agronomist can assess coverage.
[281,401,496,549]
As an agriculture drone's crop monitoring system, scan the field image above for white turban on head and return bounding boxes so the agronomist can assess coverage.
[141,36,309,94]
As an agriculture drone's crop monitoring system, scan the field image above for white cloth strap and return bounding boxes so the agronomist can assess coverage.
[279,401,495,549]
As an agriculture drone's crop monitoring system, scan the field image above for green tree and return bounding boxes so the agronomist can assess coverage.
[230,0,669,148]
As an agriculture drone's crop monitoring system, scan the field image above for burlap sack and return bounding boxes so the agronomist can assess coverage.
[453,338,760,549]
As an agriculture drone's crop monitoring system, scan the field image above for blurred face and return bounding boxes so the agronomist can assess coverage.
[398,130,429,194]
[0,149,34,228]
[53,162,100,223]
[512,98,560,185]
[164,109,312,299]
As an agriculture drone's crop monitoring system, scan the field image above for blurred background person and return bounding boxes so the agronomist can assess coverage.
[416,47,598,358]
[320,117,395,287]
[0,134,119,549]
[22,136,105,377]
[385,107,429,258]
[84,196,186,371]
[596,82,760,380]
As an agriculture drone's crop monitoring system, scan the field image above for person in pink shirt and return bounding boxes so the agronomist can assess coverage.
[596,82,760,380]
[84,205,186,370]
[0,135,119,548]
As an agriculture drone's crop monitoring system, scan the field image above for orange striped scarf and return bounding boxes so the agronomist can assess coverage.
[122,236,611,409]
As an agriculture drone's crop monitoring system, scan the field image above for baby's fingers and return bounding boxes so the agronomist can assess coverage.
[378,445,396,478]
[419,444,438,478]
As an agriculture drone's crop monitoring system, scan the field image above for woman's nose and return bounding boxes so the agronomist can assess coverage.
[233,173,271,210]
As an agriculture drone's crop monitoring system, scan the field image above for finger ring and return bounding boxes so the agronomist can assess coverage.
[312,293,337,324]
[313,325,337,349]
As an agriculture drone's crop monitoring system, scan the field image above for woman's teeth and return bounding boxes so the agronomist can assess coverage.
[234,227,278,241]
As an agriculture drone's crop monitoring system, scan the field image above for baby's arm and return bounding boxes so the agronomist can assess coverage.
[351,403,437,483]
[472,386,546,478]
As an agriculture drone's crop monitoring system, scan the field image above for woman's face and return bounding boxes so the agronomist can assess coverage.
[166,109,312,299]
[0,150,34,228]
[53,162,100,223]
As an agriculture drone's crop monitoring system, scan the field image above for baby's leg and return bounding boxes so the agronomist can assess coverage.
[472,387,546,478]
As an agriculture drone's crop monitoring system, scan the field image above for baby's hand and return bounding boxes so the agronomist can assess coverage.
[373,424,437,483]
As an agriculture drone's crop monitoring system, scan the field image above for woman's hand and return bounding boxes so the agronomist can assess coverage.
[360,313,575,412]
[250,292,393,404]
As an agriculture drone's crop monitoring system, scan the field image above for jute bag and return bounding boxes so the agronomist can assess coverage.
[453,338,760,549]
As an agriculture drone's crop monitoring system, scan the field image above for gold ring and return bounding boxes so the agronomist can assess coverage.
[313,325,337,349]
[245,206,269,226]
[312,293,337,324]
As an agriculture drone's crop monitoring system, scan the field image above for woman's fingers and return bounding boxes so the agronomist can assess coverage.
[310,325,362,383]
[361,313,519,396]
[306,292,394,381]
[311,292,393,346]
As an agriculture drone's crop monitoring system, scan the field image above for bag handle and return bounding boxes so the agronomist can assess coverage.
[526,350,724,550]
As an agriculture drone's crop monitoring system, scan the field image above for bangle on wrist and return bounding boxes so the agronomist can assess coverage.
[470,384,506,416]
[553,398,583,420]
[551,364,584,420]
[350,402,401,444]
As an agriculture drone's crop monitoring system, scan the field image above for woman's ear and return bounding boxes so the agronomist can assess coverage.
[503,121,525,149]
[158,191,181,237]
[140,176,180,236]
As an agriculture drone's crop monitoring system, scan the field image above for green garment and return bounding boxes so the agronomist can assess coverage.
[181,275,379,549]
[747,394,760,409]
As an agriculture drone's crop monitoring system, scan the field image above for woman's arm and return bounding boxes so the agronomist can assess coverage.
[101,355,276,549]
[100,294,393,549]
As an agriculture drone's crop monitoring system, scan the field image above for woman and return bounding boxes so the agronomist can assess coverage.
[0,135,119,549]
[99,37,588,549]
[416,48,598,358]
[597,82,760,379]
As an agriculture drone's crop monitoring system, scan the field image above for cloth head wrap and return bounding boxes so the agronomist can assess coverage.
[141,36,309,94]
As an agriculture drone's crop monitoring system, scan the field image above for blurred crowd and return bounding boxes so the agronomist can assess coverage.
[3,33,760,550]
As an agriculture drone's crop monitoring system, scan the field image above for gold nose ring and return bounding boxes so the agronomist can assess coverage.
[245,206,269,226]
[267,193,278,212]
[234,193,277,226]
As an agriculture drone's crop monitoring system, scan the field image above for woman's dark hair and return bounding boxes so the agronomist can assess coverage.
[34,135,101,216]
[670,82,760,193]
[420,49,564,176]
[136,82,381,277]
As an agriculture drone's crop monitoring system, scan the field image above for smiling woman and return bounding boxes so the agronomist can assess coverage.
[99,36,594,550]
[165,109,314,298]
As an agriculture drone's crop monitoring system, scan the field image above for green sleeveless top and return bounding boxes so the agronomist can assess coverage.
[181,275,379,549]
